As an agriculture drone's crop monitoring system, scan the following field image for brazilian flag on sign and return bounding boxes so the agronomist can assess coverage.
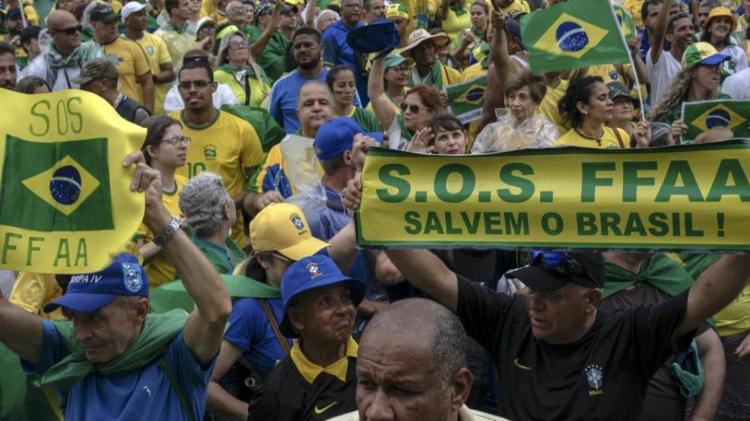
[0,89,145,274]
[681,100,750,141]
[520,0,630,74]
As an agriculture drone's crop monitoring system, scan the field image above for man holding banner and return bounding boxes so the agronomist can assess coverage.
[0,152,232,420]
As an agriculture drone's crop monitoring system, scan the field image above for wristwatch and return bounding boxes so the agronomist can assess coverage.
[153,216,181,247]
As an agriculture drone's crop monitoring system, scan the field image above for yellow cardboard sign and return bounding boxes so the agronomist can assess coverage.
[0,89,145,273]
[357,142,750,250]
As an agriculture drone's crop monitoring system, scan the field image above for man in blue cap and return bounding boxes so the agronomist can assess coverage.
[0,153,232,420]
[249,254,365,420]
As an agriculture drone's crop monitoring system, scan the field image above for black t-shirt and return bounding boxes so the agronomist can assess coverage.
[248,353,357,421]
[456,277,694,421]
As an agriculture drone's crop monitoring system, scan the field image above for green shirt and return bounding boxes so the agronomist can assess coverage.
[257,31,290,83]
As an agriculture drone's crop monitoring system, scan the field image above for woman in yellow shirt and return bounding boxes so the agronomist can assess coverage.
[555,75,640,149]
[136,115,190,287]
[214,31,271,107]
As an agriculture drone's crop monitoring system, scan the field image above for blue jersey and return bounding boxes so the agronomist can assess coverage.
[23,321,214,421]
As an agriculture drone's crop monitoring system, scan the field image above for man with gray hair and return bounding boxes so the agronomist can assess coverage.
[330,298,507,421]
[179,172,245,274]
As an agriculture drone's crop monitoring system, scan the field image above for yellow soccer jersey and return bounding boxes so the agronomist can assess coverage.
[172,110,264,245]
[555,127,630,149]
[127,32,172,115]
[9,272,65,320]
[539,79,569,134]
[102,37,152,106]
[715,284,750,337]
[135,175,186,287]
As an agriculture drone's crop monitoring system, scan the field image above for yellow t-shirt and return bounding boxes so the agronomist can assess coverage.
[555,127,630,149]
[9,272,65,320]
[442,6,472,43]
[128,32,172,115]
[623,0,644,27]
[172,110,265,246]
[135,175,186,287]
[213,69,271,108]
[462,60,487,82]
[538,79,569,134]
[714,284,750,337]
[102,37,152,106]
[500,0,530,15]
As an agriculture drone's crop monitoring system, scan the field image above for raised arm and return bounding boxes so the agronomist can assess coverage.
[125,152,232,365]
[0,287,44,363]
[250,2,282,60]
[649,0,672,64]
[692,328,725,421]
[367,54,397,131]
[678,254,750,337]
[304,0,317,28]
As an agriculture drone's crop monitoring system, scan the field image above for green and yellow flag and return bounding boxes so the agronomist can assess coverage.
[681,100,750,141]
[446,76,487,124]
[0,89,145,273]
[520,0,630,74]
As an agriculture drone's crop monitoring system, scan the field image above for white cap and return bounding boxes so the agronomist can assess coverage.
[121,1,151,21]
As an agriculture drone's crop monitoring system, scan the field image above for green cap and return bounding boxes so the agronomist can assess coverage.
[384,54,413,69]
[681,42,730,69]
[607,81,638,107]
[72,58,119,85]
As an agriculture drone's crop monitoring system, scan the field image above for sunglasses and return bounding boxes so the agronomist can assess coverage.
[161,136,191,146]
[178,80,211,89]
[229,40,249,50]
[51,25,82,35]
[400,102,422,113]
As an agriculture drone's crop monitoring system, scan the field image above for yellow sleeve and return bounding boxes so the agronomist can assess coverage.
[155,36,172,67]
[240,122,265,170]
[133,42,152,77]
[9,273,62,315]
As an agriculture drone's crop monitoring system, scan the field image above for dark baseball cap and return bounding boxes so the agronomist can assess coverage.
[506,251,606,292]
[90,3,119,23]
[7,7,22,20]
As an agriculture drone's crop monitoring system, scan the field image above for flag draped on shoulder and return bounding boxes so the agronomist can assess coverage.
[0,89,145,274]
[520,0,630,74]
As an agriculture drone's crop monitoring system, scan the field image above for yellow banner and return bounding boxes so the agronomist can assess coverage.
[0,89,145,273]
[357,142,750,250]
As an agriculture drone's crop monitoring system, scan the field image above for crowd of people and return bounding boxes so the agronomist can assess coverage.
[1,0,750,419]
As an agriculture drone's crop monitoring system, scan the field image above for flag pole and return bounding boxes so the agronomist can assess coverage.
[608,1,646,122]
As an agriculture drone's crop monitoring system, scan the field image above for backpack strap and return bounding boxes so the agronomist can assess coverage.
[158,357,198,421]
[612,127,626,148]
[260,301,291,355]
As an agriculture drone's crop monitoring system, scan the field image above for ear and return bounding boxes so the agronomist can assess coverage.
[584,288,603,313]
[343,149,354,166]
[288,305,305,334]
[134,297,150,322]
[210,81,218,94]
[575,100,588,115]
[256,253,272,270]
[145,144,158,161]
[448,367,473,412]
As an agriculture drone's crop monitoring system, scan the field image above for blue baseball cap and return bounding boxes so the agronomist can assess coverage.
[313,117,383,160]
[346,19,400,53]
[44,254,149,313]
[279,255,365,337]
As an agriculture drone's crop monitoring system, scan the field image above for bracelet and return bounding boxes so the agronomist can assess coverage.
[153,216,181,247]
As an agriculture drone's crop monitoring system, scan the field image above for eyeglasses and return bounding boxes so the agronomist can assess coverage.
[161,136,191,146]
[389,65,410,73]
[529,251,599,285]
[51,25,82,35]
[178,80,211,89]
[229,40,249,50]
[401,102,421,113]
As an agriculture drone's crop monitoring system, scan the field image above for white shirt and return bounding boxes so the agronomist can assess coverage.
[21,54,82,91]
[163,82,239,112]
[646,49,681,107]
[722,67,750,99]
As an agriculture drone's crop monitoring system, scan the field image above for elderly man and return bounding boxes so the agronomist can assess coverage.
[22,10,103,91]
[0,43,16,90]
[249,254,365,420]
[322,0,367,104]
[341,168,750,420]
[400,28,460,90]
[75,59,151,124]
[0,152,232,419]
[244,80,335,214]
[330,298,508,421]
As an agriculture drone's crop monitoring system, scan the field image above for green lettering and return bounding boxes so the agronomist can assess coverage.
[404,211,422,234]
[188,162,207,178]
[434,164,475,203]
[460,212,481,234]
[581,162,615,202]
[484,212,502,234]
[648,212,669,236]
[377,164,411,203]
[541,212,563,235]
[623,161,657,202]
[672,213,681,236]
[685,213,704,237]
[504,212,529,235]
[655,161,704,202]
[1,232,21,264]
[54,239,71,267]
[444,213,462,234]
[576,212,597,235]
[26,236,45,265]
[623,213,646,236]
[67,97,84,133]
[706,159,750,202]
[29,100,50,136]
[601,213,623,236]
[74,239,87,266]
[424,212,444,234]
[498,163,535,203]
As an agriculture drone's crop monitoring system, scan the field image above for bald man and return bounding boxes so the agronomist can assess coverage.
[21,10,103,91]
[330,298,507,421]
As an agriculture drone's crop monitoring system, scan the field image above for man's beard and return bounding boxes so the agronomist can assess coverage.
[0,80,15,89]
[298,55,320,71]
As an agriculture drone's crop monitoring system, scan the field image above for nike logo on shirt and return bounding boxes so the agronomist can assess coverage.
[314,401,338,415]
[514,357,532,370]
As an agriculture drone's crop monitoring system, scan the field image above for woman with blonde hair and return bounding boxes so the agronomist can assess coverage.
[214,31,271,107]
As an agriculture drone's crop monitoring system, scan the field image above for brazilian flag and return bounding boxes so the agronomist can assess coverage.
[681,100,750,141]
[0,135,113,231]
[446,76,487,124]
[614,4,636,39]
[520,0,630,74]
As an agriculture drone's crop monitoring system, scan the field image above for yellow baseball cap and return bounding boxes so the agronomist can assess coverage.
[249,203,329,260]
